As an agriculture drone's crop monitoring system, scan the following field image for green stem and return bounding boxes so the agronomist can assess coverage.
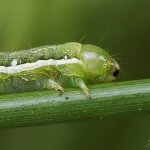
[0,79,150,128]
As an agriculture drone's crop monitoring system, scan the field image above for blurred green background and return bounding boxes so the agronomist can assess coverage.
[0,0,150,150]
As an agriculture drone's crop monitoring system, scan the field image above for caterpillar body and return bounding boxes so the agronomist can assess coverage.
[0,42,120,98]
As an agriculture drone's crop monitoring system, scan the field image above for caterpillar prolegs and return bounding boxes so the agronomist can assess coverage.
[0,42,120,98]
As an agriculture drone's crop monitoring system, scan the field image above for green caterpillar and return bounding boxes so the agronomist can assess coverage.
[0,42,120,98]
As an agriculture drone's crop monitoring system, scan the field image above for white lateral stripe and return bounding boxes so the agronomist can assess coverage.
[0,58,82,74]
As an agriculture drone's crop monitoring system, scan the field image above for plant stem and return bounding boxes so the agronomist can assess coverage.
[0,79,150,128]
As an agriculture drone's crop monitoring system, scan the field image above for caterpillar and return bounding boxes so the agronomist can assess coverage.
[0,42,120,98]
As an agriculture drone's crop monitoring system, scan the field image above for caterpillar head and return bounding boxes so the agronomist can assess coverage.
[81,44,120,82]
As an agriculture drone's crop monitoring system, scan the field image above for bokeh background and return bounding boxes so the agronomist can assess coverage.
[0,0,150,150]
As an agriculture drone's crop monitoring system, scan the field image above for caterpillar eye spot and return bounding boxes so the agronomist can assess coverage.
[98,55,106,61]
[103,64,107,67]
